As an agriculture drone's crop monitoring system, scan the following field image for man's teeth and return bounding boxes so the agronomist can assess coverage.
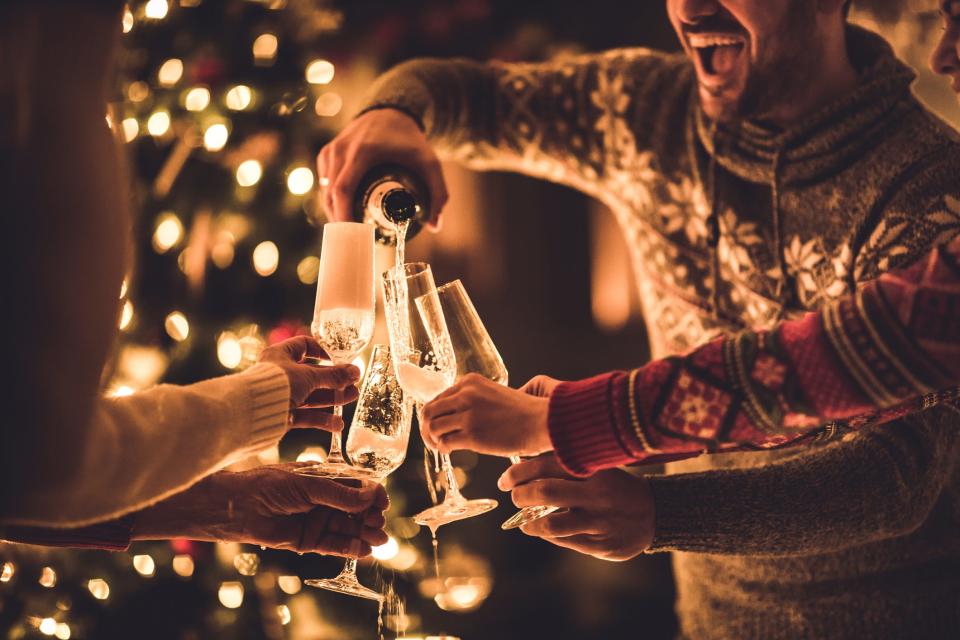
[688,35,743,48]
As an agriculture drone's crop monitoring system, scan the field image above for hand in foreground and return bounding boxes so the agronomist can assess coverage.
[133,464,390,557]
[419,373,555,457]
[316,109,448,227]
[499,455,654,562]
[259,336,361,433]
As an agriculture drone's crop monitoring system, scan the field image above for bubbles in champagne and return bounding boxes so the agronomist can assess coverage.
[312,308,374,363]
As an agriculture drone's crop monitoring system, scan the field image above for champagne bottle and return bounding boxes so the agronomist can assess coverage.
[353,164,431,246]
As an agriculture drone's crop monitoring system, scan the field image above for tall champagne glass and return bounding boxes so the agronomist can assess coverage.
[382,263,497,529]
[299,222,375,478]
[416,280,558,530]
[305,344,413,601]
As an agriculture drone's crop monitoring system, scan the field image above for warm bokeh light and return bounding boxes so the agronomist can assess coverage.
[133,555,156,577]
[0,562,14,583]
[277,605,291,626]
[211,237,236,269]
[217,332,242,369]
[164,311,190,342]
[218,582,244,609]
[184,86,211,112]
[127,81,150,103]
[119,300,134,330]
[296,255,320,284]
[122,7,134,33]
[295,447,326,464]
[383,544,419,571]
[39,567,56,588]
[305,59,335,84]
[153,212,184,253]
[108,385,136,398]
[87,578,110,600]
[147,110,171,137]
[39,618,56,636]
[252,241,279,276]
[225,85,253,110]
[203,123,230,152]
[172,555,195,577]
[286,166,314,195]
[252,33,278,62]
[372,536,400,562]
[54,623,71,640]
[236,159,263,187]
[121,117,139,143]
[233,553,259,576]
[157,58,183,87]
[144,0,169,20]
[277,575,302,595]
[314,92,343,117]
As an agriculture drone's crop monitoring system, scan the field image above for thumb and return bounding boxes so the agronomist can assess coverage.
[293,476,386,513]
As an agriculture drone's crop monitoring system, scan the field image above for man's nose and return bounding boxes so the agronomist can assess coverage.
[929,32,960,77]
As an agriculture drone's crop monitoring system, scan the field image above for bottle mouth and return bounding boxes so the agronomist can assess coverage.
[382,189,420,223]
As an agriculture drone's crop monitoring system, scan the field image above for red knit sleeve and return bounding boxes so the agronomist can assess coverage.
[549,237,960,477]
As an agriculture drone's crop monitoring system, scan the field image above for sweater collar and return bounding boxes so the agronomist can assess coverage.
[695,25,917,186]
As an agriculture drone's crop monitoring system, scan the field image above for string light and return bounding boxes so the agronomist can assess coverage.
[314,92,343,117]
[172,555,195,578]
[217,332,242,369]
[225,85,253,110]
[184,87,211,112]
[144,0,169,20]
[87,578,110,600]
[55,623,71,640]
[157,58,183,87]
[296,255,320,284]
[152,212,184,253]
[147,110,171,137]
[236,159,263,187]
[121,118,139,143]
[277,575,302,595]
[211,234,236,269]
[127,81,150,103]
[252,33,278,62]
[277,605,291,626]
[233,553,259,576]
[133,554,156,577]
[122,6,134,33]
[164,311,190,342]
[39,567,57,588]
[1,562,14,582]
[372,536,400,561]
[286,166,314,195]
[305,59,335,84]
[252,241,279,276]
[218,582,244,609]
[39,618,57,636]
[203,123,229,152]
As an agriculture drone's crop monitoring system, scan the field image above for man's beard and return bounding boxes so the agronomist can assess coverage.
[731,0,823,123]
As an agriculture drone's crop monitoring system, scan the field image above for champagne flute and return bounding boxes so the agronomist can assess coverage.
[415,280,558,531]
[305,344,413,601]
[299,222,376,478]
[381,263,498,528]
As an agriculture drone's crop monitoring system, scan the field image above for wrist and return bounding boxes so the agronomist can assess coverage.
[131,474,233,542]
[526,397,554,456]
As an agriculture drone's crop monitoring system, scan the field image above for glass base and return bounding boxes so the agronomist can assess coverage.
[500,505,559,531]
[295,461,381,480]
[304,573,383,602]
[414,497,498,529]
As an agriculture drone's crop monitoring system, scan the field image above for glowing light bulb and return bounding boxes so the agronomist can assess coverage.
[233,553,259,576]
[153,212,183,253]
[133,554,156,577]
[305,59,335,85]
[122,7,134,33]
[184,87,211,112]
[172,555,195,577]
[225,85,253,110]
[296,255,320,284]
[55,623,71,640]
[277,575,302,595]
[203,123,229,152]
[87,578,110,600]
[146,110,171,137]
[236,159,262,187]
[157,58,183,87]
[127,81,150,103]
[211,240,235,269]
[314,92,343,117]
[252,33,278,62]
[277,604,291,625]
[295,448,326,464]
[286,166,314,195]
[144,0,169,19]
[252,241,279,276]
[39,567,56,588]
[39,618,57,636]
[372,536,400,561]
[218,333,242,369]
[218,582,244,609]
[164,311,189,342]
[121,118,139,143]
[1,562,14,582]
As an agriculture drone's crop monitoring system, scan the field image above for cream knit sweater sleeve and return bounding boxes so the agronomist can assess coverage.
[4,362,289,528]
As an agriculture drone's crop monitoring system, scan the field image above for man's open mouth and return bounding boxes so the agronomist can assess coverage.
[687,34,746,82]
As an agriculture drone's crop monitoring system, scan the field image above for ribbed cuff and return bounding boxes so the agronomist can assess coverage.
[1,514,135,551]
[645,472,718,554]
[548,373,634,477]
[237,362,290,454]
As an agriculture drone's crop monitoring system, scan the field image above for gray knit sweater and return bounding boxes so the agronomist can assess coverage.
[362,26,960,640]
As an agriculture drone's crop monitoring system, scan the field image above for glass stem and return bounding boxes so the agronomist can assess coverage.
[441,453,463,501]
[341,557,358,579]
[327,388,345,464]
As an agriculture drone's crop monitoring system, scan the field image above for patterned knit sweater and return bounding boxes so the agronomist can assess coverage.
[362,27,960,639]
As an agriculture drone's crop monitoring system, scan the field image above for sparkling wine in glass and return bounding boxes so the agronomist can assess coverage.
[299,222,375,478]
[416,280,558,531]
[381,263,498,530]
[305,344,413,601]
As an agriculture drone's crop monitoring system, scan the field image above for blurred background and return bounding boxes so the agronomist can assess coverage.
[1,1,956,638]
